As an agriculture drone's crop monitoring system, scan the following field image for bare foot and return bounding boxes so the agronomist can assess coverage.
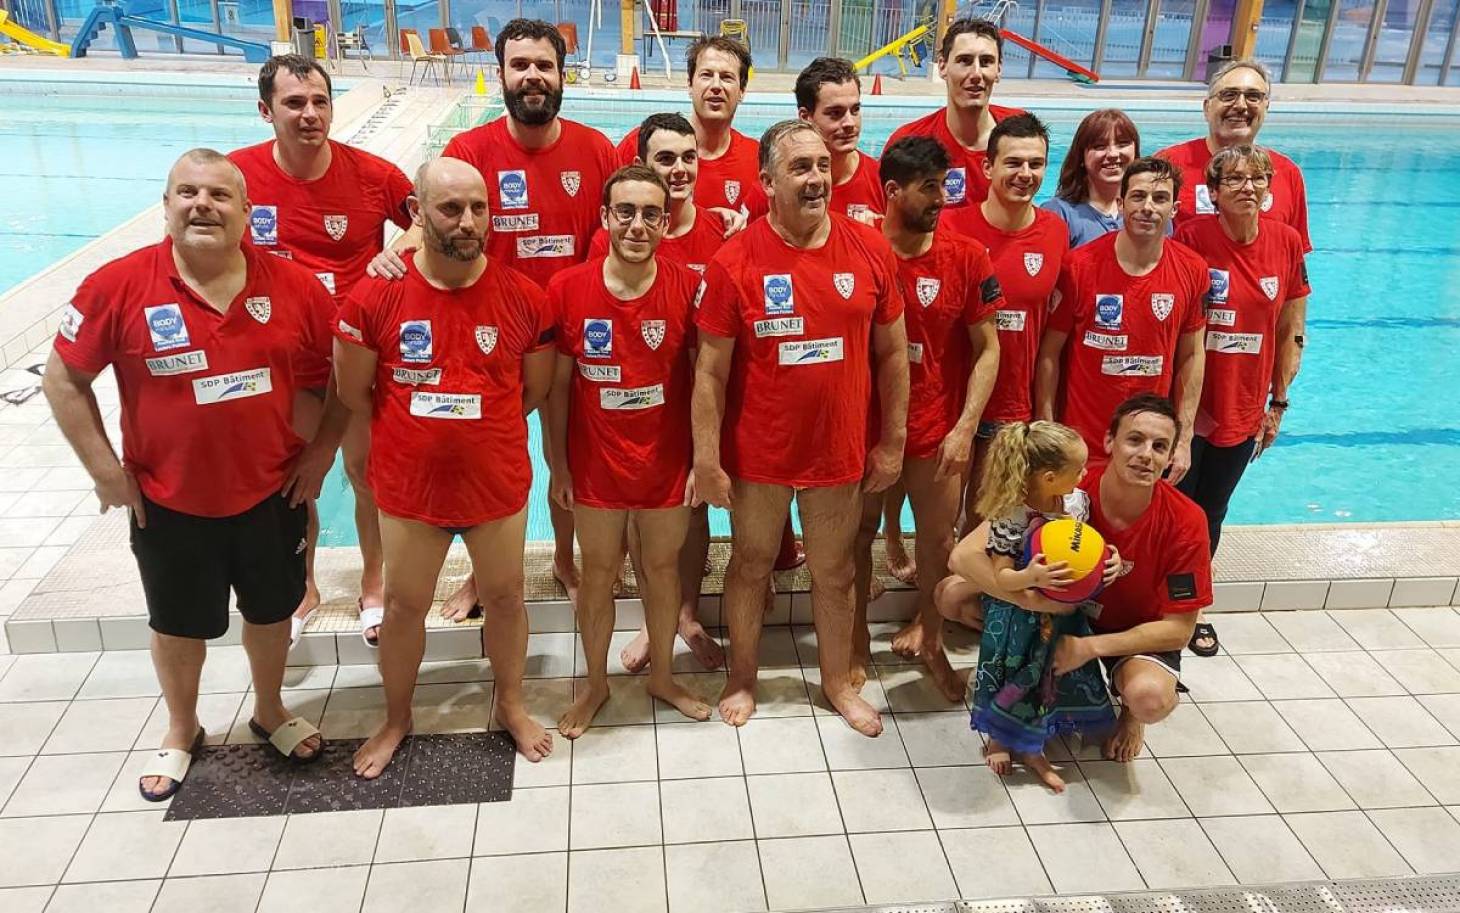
[354,718,410,779]
[497,703,553,761]
[920,645,966,703]
[849,660,868,692]
[558,680,610,739]
[868,576,886,603]
[440,578,479,621]
[1021,751,1066,793]
[885,537,917,584]
[141,722,202,797]
[826,687,883,737]
[554,559,581,607]
[984,738,1012,776]
[890,618,925,658]
[1102,708,1145,762]
[620,627,652,673]
[718,678,757,726]
[679,616,725,670]
[648,677,712,722]
[294,585,321,619]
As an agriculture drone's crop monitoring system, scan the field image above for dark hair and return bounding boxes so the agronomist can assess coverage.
[601,163,670,208]
[1056,109,1141,203]
[939,17,1002,62]
[986,112,1049,162]
[794,56,860,113]
[637,112,695,161]
[878,135,951,187]
[494,18,566,71]
[258,54,332,105]
[686,35,752,89]
[1107,394,1181,440]
[1120,155,1182,199]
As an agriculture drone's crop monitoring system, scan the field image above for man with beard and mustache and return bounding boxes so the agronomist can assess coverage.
[371,18,617,614]
[44,149,341,799]
[230,55,415,650]
[337,158,557,778]
[1034,158,1208,483]
[796,56,884,221]
[885,18,1025,210]
[694,120,909,737]
[1157,60,1310,251]
[847,135,1000,702]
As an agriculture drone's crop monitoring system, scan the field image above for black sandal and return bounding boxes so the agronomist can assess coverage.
[1189,622,1220,657]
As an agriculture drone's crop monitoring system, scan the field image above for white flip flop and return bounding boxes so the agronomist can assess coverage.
[289,608,317,649]
[360,604,385,648]
[248,716,323,764]
[138,727,205,802]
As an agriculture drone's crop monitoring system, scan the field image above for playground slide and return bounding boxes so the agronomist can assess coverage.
[1000,28,1100,83]
[0,10,71,56]
[854,17,1099,84]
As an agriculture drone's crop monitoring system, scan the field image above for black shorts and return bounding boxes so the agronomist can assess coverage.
[130,492,308,639]
[1101,650,1185,696]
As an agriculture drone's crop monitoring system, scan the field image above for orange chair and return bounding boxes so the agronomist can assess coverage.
[470,24,490,55]
[429,28,466,81]
[555,20,579,61]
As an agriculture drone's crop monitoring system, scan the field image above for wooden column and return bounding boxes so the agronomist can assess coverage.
[273,0,292,43]
[1230,0,1265,59]
[622,0,635,55]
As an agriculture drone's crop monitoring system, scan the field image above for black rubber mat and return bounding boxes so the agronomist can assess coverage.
[165,731,515,821]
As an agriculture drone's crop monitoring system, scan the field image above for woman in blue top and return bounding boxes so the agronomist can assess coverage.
[1042,109,1141,248]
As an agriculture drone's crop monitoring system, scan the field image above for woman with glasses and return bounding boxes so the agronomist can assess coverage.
[1173,146,1310,657]
[1042,108,1144,248]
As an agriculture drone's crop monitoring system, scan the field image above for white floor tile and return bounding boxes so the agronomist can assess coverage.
[757,835,862,910]
[746,667,814,719]
[1273,698,1384,751]
[1233,653,1336,700]
[0,652,97,702]
[169,815,286,876]
[817,712,910,770]
[135,692,244,751]
[1199,815,1324,884]
[1026,822,1144,893]
[664,840,767,913]
[849,830,958,904]
[1266,611,1360,651]
[1346,696,1456,748]
[1368,806,1460,874]
[1371,648,1460,694]
[42,697,156,755]
[1006,763,1105,825]
[570,781,662,850]
[895,710,981,767]
[747,772,844,838]
[1393,608,1460,648]
[373,803,476,863]
[1393,747,1460,804]
[1198,701,1306,754]
[256,865,370,913]
[831,768,932,833]
[62,810,186,883]
[511,678,575,729]
[1284,811,1412,878]
[1211,615,1291,654]
[1160,755,1274,817]
[1319,748,1436,808]
[1177,656,1264,703]
[1332,610,1426,650]
[43,879,160,913]
[1116,818,1236,888]
[472,786,568,856]
[75,651,158,700]
[737,716,825,775]
[1082,759,1190,820]
[1240,752,1357,813]
[465,852,566,913]
[0,815,90,888]
[940,826,1052,898]
[660,777,754,844]
[1421,694,1460,739]
[2,751,124,817]
[271,809,382,870]
[0,886,50,913]
[151,874,266,913]
[655,672,729,724]
[878,665,966,712]
[361,858,468,913]
[567,846,666,913]
[0,701,66,756]
[1141,703,1230,757]
[915,765,1020,829]
[0,757,28,809]
[573,675,654,728]
[656,720,742,780]
[568,723,658,784]
[1303,651,1407,698]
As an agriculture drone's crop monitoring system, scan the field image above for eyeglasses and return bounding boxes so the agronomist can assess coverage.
[1218,173,1272,189]
[1212,88,1268,105]
[607,204,667,227]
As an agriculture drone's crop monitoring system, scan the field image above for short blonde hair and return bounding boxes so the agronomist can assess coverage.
[1204,144,1274,197]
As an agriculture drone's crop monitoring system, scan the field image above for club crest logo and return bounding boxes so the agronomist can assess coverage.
[724,180,741,205]
[561,171,581,197]
[1259,276,1280,301]
[244,296,272,325]
[641,320,666,350]
[475,325,498,356]
[1024,252,1044,276]
[1151,293,1175,322]
[324,215,348,241]
[916,277,940,307]
[833,273,855,299]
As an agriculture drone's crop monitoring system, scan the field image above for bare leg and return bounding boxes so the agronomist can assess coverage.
[541,412,580,602]
[636,506,710,721]
[561,506,627,738]
[243,618,321,758]
[958,433,994,539]
[881,479,916,584]
[895,455,965,702]
[462,507,553,762]
[719,480,792,726]
[801,483,882,737]
[342,413,386,636]
[934,574,986,631]
[141,631,206,795]
[850,490,884,692]
[1103,659,1180,762]
[289,390,325,621]
[354,513,451,778]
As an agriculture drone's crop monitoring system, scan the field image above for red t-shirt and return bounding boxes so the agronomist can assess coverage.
[443,117,618,288]
[586,205,728,273]
[697,215,904,487]
[1156,137,1311,252]
[884,105,1024,208]
[894,231,1001,458]
[54,239,332,518]
[1049,232,1209,455]
[1085,466,1213,633]
[941,205,1069,423]
[549,258,701,509]
[230,140,413,387]
[335,255,553,527]
[1174,215,1310,446]
[829,152,885,220]
[616,126,769,219]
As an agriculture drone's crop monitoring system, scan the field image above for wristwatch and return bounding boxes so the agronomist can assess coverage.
[1269,398,1290,410]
